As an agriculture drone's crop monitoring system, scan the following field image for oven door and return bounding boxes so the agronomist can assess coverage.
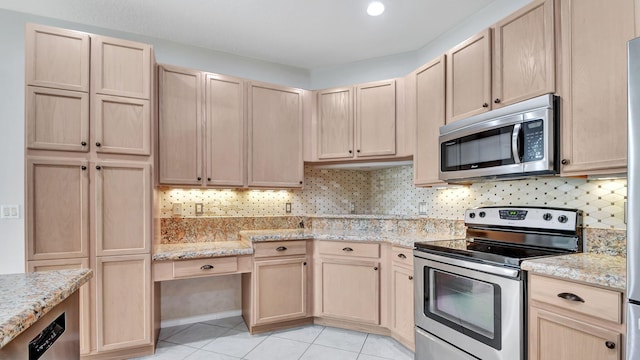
[414,251,524,360]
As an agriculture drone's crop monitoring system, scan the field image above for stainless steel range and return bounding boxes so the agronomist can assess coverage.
[413,206,583,360]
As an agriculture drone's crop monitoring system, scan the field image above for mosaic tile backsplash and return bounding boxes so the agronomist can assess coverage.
[159,165,627,230]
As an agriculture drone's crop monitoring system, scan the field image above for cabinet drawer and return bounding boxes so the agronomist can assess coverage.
[392,246,413,267]
[318,241,380,258]
[254,241,307,258]
[173,257,238,278]
[529,274,622,323]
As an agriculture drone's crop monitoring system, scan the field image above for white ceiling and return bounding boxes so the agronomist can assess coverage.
[0,0,497,70]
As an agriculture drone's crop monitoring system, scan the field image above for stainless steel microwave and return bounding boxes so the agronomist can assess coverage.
[439,94,558,182]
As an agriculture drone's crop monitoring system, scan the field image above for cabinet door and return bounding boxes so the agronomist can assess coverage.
[248,82,303,188]
[529,307,620,360]
[392,265,415,349]
[26,86,89,152]
[319,258,380,324]
[93,95,151,155]
[355,80,396,157]
[493,0,555,108]
[25,23,90,92]
[559,0,635,175]
[414,56,447,186]
[446,29,492,123]
[91,35,151,99]
[317,87,354,160]
[205,73,245,187]
[96,255,151,352]
[26,158,89,260]
[158,65,203,185]
[94,162,151,256]
[254,257,308,325]
[28,258,91,355]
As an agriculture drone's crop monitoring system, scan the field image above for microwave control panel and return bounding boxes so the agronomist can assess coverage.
[523,119,544,162]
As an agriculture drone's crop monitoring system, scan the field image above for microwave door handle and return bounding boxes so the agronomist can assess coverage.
[512,123,522,164]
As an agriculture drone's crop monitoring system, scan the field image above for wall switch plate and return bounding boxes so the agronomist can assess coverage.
[349,202,356,214]
[195,203,204,216]
[172,203,183,216]
[0,205,19,219]
[285,202,292,213]
[419,202,427,215]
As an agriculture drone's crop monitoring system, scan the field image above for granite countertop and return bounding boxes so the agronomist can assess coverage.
[153,240,254,261]
[522,253,626,291]
[0,268,93,349]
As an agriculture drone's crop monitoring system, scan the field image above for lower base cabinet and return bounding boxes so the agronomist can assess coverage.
[391,264,414,349]
[253,257,308,325]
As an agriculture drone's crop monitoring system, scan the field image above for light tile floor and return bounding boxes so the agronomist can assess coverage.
[133,316,414,360]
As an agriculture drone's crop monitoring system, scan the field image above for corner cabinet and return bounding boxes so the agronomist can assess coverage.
[248,82,304,188]
[558,0,637,176]
[528,274,624,360]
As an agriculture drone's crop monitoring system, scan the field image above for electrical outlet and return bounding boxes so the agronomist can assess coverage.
[419,202,427,215]
[0,205,19,219]
[195,203,204,216]
[285,202,292,213]
[349,202,356,214]
[172,203,182,216]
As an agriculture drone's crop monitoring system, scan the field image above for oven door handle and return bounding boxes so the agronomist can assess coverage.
[512,123,522,164]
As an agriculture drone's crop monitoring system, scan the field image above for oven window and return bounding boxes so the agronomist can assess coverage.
[424,268,502,350]
[442,125,515,171]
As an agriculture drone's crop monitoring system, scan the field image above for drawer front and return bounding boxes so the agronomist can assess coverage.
[254,240,307,258]
[529,274,622,323]
[173,257,238,278]
[392,246,413,267]
[318,241,380,258]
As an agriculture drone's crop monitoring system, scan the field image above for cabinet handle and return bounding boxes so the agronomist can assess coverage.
[557,292,585,303]
[408,275,413,280]
[81,165,87,170]
[81,141,87,146]
[494,98,501,104]
[482,103,489,108]
[374,267,378,271]
[95,142,101,147]
[342,247,354,252]
[200,265,214,270]
[561,159,569,165]
[197,177,202,181]
[397,253,407,259]
[605,341,616,349]
[95,165,101,170]
[275,246,287,252]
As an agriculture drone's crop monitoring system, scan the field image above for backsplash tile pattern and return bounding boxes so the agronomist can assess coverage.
[160,165,627,230]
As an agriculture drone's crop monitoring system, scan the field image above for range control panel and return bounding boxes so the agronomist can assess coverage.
[465,206,581,231]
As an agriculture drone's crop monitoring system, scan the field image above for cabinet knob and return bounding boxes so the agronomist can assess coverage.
[482,103,489,108]
[357,149,361,153]
[408,275,413,280]
[561,159,569,165]
[81,165,87,171]
[303,262,307,266]
[197,177,202,181]
[605,341,616,349]
[207,177,211,181]
[95,165,101,170]
[95,142,101,147]
[397,253,407,259]
[342,247,354,252]
[81,141,87,146]
[557,292,585,303]
[494,98,501,104]
[200,265,214,270]
[373,266,378,271]
[349,150,353,154]
[299,181,303,185]
[275,246,287,252]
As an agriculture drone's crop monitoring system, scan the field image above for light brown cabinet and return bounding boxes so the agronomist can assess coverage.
[558,0,637,176]
[390,246,415,350]
[316,87,354,160]
[446,0,555,123]
[248,81,304,188]
[93,95,151,155]
[528,274,624,360]
[414,56,446,186]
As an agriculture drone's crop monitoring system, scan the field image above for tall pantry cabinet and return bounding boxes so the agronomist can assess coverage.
[24,24,154,359]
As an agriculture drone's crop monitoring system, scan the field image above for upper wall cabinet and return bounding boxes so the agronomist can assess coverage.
[558,0,637,176]
[25,23,90,92]
[317,87,354,160]
[356,80,397,157]
[248,82,304,188]
[91,35,152,100]
[446,0,555,123]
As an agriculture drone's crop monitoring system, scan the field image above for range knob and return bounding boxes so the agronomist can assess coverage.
[543,213,553,221]
[469,212,476,219]
[479,211,486,218]
[558,215,568,223]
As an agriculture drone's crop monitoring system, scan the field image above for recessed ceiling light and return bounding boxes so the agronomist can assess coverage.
[367,1,385,16]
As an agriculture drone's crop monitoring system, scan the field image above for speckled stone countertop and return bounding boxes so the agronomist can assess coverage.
[0,269,92,349]
[522,253,626,291]
[239,229,465,248]
[153,240,254,261]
